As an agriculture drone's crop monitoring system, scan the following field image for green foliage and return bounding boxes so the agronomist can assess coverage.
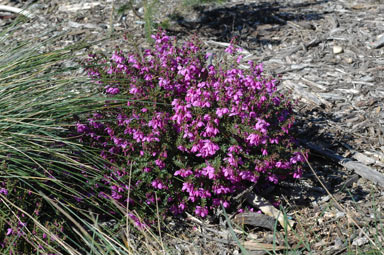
[0,19,115,254]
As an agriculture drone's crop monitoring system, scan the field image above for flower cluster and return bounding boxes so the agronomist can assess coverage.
[78,31,305,221]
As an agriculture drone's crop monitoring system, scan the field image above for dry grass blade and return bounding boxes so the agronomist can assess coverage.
[0,4,34,18]
[242,240,288,251]
[110,197,165,254]
[38,192,91,239]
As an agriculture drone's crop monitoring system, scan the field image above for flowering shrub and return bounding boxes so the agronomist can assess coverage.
[78,32,305,222]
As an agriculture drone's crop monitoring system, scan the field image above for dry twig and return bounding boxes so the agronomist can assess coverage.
[0,4,34,18]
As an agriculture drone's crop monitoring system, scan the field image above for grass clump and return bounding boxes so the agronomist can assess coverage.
[0,19,117,254]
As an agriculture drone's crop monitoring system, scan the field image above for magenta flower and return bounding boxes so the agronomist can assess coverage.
[155,159,165,169]
[177,145,187,152]
[181,182,194,193]
[225,44,235,54]
[202,124,219,137]
[201,165,216,179]
[267,174,279,184]
[261,148,268,156]
[6,228,12,236]
[174,168,193,177]
[212,198,230,208]
[111,52,125,64]
[151,179,167,190]
[178,202,186,211]
[196,139,220,158]
[197,188,211,199]
[216,107,229,118]
[128,213,147,229]
[293,167,303,179]
[76,123,88,133]
[246,133,261,146]
[0,188,8,196]
[212,184,231,195]
[195,206,208,218]
[254,118,270,134]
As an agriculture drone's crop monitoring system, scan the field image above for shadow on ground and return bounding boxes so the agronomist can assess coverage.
[274,108,371,210]
[170,0,329,47]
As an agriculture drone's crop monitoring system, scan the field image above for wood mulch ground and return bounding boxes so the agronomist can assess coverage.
[1,0,384,254]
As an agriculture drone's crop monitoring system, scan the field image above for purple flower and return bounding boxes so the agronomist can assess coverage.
[246,133,261,146]
[106,87,120,95]
[202,124,219,137]
[143,167,152,173]
[178,202,186,210]
[270,137,279,144]
[201,165,216,179]
[6,228,12,236]
[196,139,220,158]
[261,148,268,156]
[76,123,88,133]
[213,198,230,208]
[174,168,193,177]
[225,44,235,54]
[151,179,166,190]
[0,188,8,196]
[111,52,125,64]
[293,167,303,179]
[228,145,242,153]
[236,55,243,64]
[181,182,194,193]
[155,159,165,169]
[195,206,208,218]
[224,153,241,167]
[159,77,170,89]
[205,52,213,59]
[128,213,147,229]
[267,174,279,184]
[239,170,258,183]
[196,188,211,199]
[212,184,231,195]
[254,118,270,134]
[177,145,187,152]
[216,108,229,118]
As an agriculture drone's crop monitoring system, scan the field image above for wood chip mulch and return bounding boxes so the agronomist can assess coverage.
[1,0,383,254]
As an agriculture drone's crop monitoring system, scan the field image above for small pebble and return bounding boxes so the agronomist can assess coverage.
[344,57,353,64]
[352,237,368,246]
[333,45,343,54]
